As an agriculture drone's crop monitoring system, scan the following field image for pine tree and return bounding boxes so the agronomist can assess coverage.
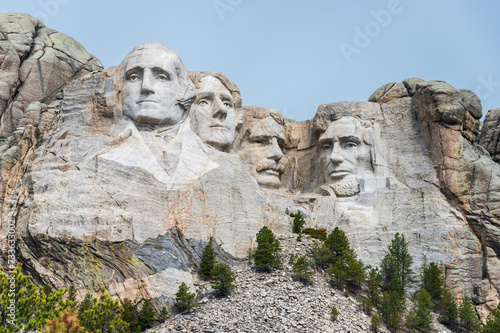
[254,226,282,271]
[290,210,306,233]
[77,293,93,320]
[484,304,500,333]
[0,264,73,332]
[325,228,365,291]
[411,288,434,333]
[210,262,236,296]
[78,291,129,333]
[67,286,77,305]
[175,282,197,313]
[379,291,404,332]
[381,233,414,295]
[370,314,381,332]
[421,261,443,310]
[367,267,382,306]
[292,255,314,284]
[438,289,459,330]
[311,242,333,270]
[121,298,139,332]
[157,306,170,322]
[459,298,482,333]
[199,243,216,280]
[325,227,353,261]
[138,299,156,330]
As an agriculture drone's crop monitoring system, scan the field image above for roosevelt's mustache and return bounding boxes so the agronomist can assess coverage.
[256,160,285,174]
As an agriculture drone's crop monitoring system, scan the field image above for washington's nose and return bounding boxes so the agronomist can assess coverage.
[268,138,284,161]
[213,98,228,119]
[141,70,155,94]
[329,143,344,164]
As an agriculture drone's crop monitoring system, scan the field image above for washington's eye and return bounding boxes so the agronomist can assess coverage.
[198,99,209,106]
[344,142,357,149]
[128,74,140,81]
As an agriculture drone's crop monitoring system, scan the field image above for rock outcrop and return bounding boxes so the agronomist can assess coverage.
[1,13,500,321]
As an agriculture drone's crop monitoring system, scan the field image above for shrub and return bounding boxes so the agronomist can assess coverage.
[302,228,327,241]
[210,262,236,296]
[42,309,84,333]
[291,255,314,284]
[330,306,339,321]
[199,243,216,280]
[254,226,282,271]
[175,282,197,313]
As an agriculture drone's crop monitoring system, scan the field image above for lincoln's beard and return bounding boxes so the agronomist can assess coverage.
[332,177,360,197]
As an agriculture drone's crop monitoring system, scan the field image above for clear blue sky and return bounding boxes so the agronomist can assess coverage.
[3,1,500,121]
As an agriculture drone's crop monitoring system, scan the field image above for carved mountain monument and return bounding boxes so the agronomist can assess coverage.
[2,13,500,319]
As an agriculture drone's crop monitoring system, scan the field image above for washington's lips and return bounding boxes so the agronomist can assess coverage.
[137,100,158,104]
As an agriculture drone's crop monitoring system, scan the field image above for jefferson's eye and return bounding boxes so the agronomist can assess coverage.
[157,74,169,81]
[223,101,232,107]
[344,142,357,149]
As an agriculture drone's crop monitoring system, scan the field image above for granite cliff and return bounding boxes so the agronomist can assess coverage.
[1,13,500,320]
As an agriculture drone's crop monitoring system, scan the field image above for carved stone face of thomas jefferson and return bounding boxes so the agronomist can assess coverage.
[240,116,285,189]
[121,44,189,127]
[318,116,372,196]
[190,76,237,151]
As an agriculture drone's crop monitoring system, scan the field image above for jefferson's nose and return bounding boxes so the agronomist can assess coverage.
[213,98,228,119]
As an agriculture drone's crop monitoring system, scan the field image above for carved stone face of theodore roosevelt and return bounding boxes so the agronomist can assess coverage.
[318,116,372,197]
[239,115,285,189]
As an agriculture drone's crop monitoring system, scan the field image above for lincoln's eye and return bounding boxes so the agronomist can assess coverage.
[322,143,332,150]
[344,142,357,148]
